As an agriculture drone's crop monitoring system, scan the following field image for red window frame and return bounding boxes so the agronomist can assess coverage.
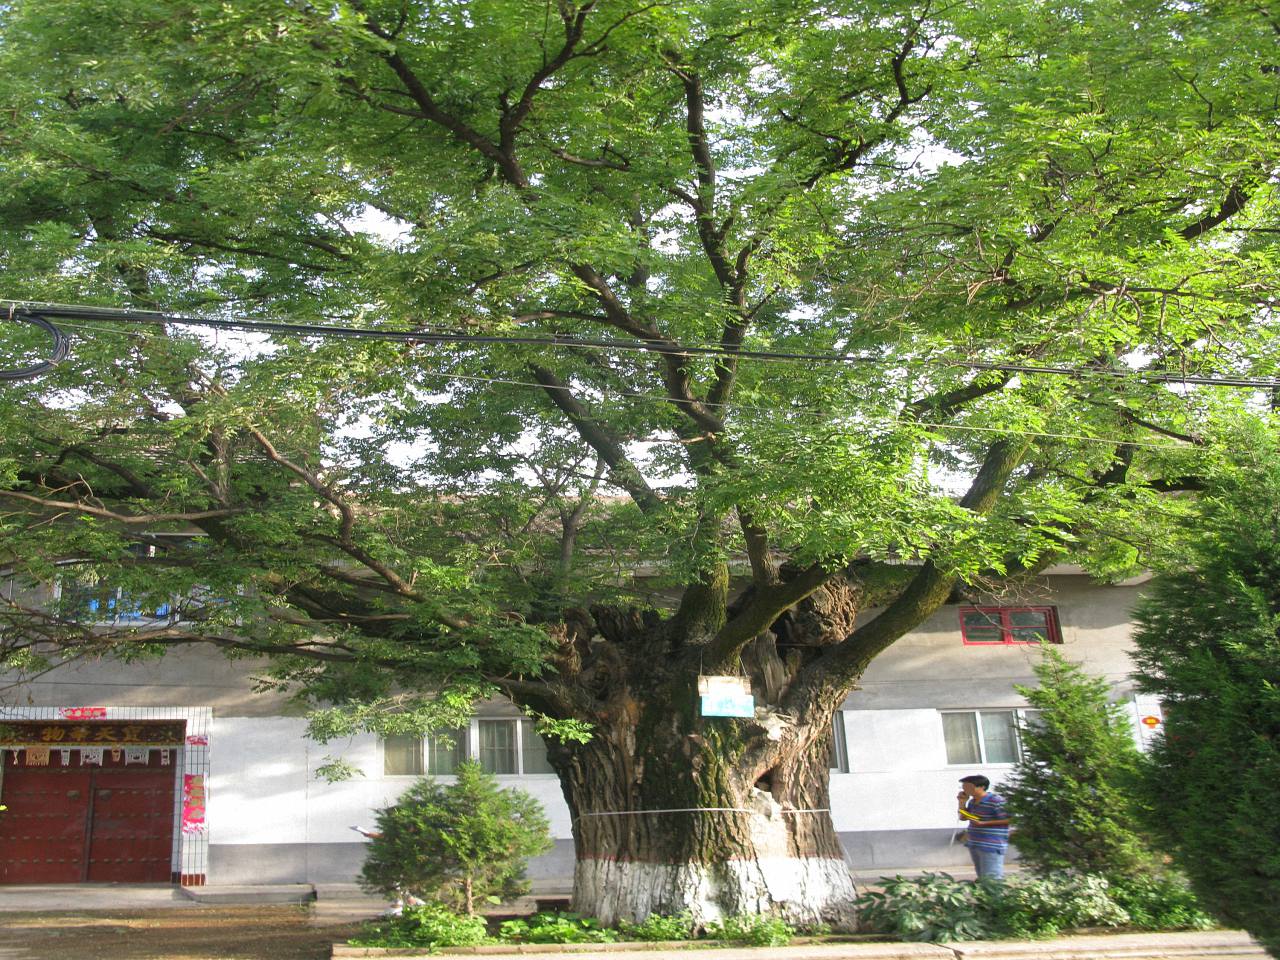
[959,606,1060,645]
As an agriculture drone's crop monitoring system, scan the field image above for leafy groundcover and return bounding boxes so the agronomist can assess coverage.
[350,874,1214,951]
[855,872,1216,943]
[350,904,809,950]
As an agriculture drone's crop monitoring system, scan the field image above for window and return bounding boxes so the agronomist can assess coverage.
[383,734,426,776]
[383,718,555,776]
[941,709,1038,765]
[56,573,172,623]
[53,541,204,625]
[521,721,554,774]
[428,726,468,775]
[478,719,517,774]
[829,712,849,773]
[960,606,1059,645]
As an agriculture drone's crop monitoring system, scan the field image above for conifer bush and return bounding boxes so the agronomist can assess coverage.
[1131,456,1280,956]
[1003,648,1162,877]
[359,760,552,914]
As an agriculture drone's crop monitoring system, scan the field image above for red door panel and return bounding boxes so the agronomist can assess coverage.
[86,770,176,882]
[0,764,91,883]
[0,751,176,884]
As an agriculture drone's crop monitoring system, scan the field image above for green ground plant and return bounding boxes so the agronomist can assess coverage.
[854,872,1209,943]
[704,914,795,947]
[497,913,619,944]
[355,906,798,949]
[349,902,491,950]
[1107,876,1215,932]
[616,912,697,941]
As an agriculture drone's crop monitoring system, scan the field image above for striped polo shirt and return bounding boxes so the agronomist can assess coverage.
[959,791,1009,852]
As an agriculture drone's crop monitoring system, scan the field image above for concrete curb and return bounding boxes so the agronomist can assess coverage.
[331,930,1270,960]
[181,883,316,905]
[948,930,1266,959]
[333,943,952,959]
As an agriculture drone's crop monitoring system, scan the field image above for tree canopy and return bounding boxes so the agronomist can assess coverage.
[1,0,1278,922]
[3,0,1275,696]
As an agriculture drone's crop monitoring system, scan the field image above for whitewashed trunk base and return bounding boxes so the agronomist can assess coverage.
[571,856,857,928]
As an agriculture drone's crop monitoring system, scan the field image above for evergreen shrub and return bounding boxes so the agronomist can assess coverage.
[1003,648,1161,877]
[1131,455,1280,956]
[358,760,552,914]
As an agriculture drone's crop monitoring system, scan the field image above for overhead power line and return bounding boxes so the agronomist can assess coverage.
[39,317,1198,452]
[0,309,70,381]
[2,299,1278,390]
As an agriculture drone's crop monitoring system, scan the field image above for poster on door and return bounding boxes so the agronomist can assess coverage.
[182,774,207,834]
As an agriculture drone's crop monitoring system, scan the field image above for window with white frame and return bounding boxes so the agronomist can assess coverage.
[383,717,555,776]
[829,712,849,773]
[941,709,1040,765]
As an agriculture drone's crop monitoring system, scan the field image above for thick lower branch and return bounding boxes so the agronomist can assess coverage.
[702,562,834,674]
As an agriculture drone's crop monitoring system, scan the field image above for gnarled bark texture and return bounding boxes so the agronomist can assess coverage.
[521,575,877,927]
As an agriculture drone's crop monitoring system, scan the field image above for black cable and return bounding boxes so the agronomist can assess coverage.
[0,311,71,381]
[3,299,1278,390]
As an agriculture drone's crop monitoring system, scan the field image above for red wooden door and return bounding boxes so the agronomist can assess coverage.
[0,763,91,883]
[0,751,176,883]
[86,768,176,882]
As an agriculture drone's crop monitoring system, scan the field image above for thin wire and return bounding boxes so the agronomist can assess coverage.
[6,301,1277,391]
[404,366,1194,452]
[34,315,1198,452]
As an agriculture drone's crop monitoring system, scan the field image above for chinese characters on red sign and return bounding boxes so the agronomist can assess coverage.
[59,706,107,720]
[182,774,207,834]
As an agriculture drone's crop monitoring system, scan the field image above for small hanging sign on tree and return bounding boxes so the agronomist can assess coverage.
[698,675,755,718]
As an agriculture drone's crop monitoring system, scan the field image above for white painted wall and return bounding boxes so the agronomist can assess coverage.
[208,717,571,846]
[830,709,1020,834]
[10,574,1154,869]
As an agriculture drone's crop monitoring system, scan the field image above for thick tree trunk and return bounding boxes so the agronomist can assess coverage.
[523,578,875,928]
[550,675,856,928]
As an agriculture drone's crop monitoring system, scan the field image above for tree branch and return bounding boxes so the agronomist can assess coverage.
[702,561,834,673]
[790,436,1030,706]
[0,490,244,525]
[529,365,663,514]
[1179,179,1252,240]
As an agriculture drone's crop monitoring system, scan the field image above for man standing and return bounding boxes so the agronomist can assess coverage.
[957,774,1010,879]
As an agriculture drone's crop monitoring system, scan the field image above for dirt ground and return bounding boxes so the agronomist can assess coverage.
[0,905,365,960]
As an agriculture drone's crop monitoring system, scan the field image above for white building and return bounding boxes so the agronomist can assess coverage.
[0,569,1163,887]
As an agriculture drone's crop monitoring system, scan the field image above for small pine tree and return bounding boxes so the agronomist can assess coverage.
[359,761,553,914]
[1131,455,1280,957]
[1004,648,1161,877]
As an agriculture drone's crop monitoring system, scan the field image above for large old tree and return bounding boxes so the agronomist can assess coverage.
[2,0,1278,925]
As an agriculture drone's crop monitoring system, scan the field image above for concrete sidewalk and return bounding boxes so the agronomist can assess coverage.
[0,883,200,911]
[333,931,1269,960]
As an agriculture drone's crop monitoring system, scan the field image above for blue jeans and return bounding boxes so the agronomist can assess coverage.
[969,845,1006,879]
